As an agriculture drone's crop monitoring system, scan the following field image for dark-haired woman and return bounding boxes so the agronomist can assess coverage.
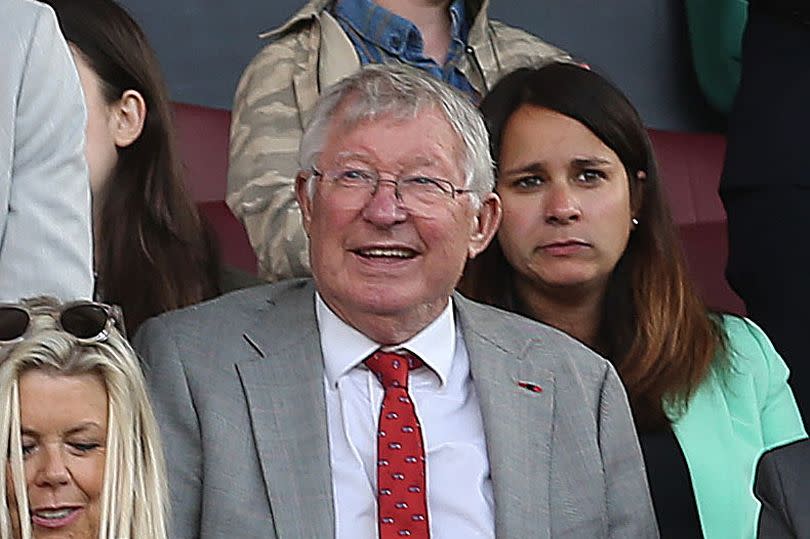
[460,63,806,538]
[43,0,258,334]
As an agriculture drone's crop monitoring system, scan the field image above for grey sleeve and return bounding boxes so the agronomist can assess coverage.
[0,3,93,301]
[754,451,795,539]
[134,318,203,539]
[598,365,660,538]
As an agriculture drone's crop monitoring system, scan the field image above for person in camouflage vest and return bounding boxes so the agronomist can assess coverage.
[227,0,569,281]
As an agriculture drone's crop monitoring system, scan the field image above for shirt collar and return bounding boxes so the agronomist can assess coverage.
[448,0,469,45]
[316,292,456,388]
[333,0,469,57]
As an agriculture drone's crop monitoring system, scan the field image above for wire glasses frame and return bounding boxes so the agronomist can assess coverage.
[0,300,125,345]
[310,167,475,213]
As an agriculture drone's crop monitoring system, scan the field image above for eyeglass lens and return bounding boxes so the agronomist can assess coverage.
[0,307,29,342]
[60,304,109,340]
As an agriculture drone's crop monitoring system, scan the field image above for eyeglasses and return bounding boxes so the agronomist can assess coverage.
[311,167,475,214]
[0,301,124,345]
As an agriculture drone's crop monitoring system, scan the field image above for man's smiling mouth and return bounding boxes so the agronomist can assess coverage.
[353,247,418,259]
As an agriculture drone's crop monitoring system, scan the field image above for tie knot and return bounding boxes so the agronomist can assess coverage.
[364,350,423,390]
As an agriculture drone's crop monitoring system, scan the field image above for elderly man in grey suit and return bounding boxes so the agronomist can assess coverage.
[135,64,657,539]
[0,0,93,301]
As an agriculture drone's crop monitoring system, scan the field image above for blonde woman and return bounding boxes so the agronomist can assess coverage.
[0,297,167,539]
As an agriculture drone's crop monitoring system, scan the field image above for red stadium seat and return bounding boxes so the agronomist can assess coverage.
[171,102,257,275]
[172,102,232,203]
[649,129,744,315]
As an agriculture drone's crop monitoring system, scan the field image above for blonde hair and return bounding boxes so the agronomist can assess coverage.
[0,297,168,539]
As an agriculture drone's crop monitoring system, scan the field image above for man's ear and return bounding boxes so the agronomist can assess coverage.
[295,171,314,235]
[111,89,146,148]
[467,192,502,259]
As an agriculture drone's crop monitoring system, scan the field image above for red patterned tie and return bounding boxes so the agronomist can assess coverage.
[365,349,430,539]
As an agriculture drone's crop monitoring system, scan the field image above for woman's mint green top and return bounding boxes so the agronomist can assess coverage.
[670,315,806,538]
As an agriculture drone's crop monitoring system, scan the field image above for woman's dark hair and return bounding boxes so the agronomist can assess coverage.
[44,0,220,334]
[460,63,727,430]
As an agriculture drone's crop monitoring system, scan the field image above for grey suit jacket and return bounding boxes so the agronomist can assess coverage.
[755,438,810,538]
[135,279,658,538]
[0,0,93,301]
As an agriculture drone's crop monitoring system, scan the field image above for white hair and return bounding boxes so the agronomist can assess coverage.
[0,297,168,539]
[299,63,495,205]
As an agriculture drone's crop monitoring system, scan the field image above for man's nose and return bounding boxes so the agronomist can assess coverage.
[361,179,408,226]
[544,183,581,224]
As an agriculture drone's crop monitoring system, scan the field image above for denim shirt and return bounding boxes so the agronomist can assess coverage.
[332,0,477,98]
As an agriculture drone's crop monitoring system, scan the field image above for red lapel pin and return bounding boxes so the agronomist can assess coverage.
[518,381,543,393]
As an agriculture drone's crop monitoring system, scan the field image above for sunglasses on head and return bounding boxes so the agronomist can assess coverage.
[0,301,125,345]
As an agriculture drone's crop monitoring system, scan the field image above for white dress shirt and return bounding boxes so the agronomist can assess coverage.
[316,294,495,538]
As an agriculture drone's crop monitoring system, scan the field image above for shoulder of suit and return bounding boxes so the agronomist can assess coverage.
[143,279,309,330]
[761,437,810,470]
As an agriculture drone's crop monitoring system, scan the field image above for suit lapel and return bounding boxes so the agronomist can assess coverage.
[456,297,554,539]
[235,281,335,538]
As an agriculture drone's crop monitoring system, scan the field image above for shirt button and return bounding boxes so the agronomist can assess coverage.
[465,45,474,54]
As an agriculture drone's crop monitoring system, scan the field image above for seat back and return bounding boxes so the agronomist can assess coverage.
[171,102,257,275]
[649,129,744,314]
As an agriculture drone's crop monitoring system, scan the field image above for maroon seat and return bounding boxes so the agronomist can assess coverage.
[171,102,257,275]
[173,102,231,203]
[649,129,744,315]
[196,200,257,276]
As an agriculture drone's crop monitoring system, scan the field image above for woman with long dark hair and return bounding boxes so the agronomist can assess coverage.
[43,0,233,334]
[460,62,806,538]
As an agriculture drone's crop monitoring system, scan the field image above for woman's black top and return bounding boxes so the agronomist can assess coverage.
[638,427,704,538]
